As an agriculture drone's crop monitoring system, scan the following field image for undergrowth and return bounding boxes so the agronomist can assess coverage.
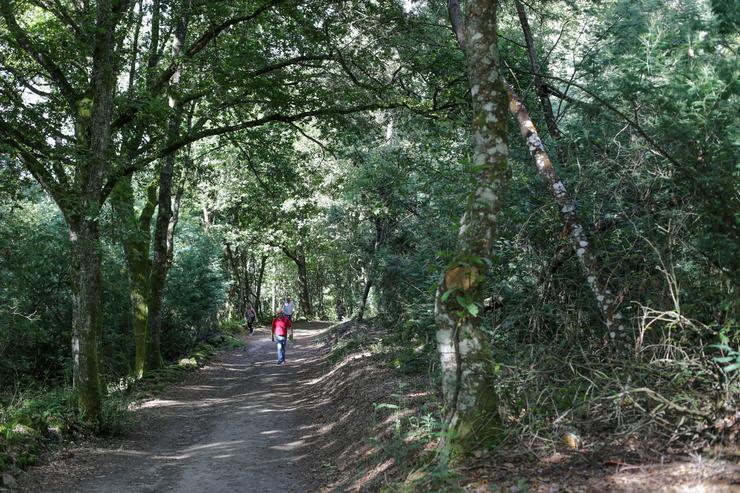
[327,314,739,491]
[326,319,464,491]
[0,327,245,473]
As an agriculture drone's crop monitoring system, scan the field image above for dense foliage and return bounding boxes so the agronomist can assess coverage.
[0,0,737,476]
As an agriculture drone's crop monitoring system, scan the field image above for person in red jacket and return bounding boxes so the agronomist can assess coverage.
[271,309,293,365]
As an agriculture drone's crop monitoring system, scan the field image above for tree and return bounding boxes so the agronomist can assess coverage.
[1,0,128,422]
[506,84,630,347]
[434,0,510,454]
[0,0,404,421]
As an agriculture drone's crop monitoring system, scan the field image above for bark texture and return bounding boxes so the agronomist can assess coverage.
[112,177,156,378]
[146,3,191,370]
[68,216,103,422]
[68,0,116,423]
[507,85,630,347]
[435,0,510,453]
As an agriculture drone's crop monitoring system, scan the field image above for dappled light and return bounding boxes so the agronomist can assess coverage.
[1,0,737,491]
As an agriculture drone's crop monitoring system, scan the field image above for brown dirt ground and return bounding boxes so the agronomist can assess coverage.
[9,320,740,493]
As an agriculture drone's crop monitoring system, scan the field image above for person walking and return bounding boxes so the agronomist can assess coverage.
[336,301,346,321]
[244,303,257,335]
[271,309,293,365]
[282,297,295,322]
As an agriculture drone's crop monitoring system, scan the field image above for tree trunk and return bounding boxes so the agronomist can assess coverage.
[316,267,325,319]
[283,247,314,318]
[224,243,242,318]
[514,0,561,140]
[68,214,103,423]
[112,177,156,378]
[295,253,313,319]
[435,0,510,454]
[146,4,190,370]
[507,85,629,347]
[66,0,117,424]
[254,254,267,319]
[357,270,373,322]
[147,150,177,371]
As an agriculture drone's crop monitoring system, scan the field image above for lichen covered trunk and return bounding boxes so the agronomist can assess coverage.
[507,86,630,347]
[436,0,510,452]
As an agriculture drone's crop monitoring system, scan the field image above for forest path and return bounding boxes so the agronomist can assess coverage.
[20,322,333,493]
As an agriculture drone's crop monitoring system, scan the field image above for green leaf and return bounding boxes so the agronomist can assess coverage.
[713,356,735,363]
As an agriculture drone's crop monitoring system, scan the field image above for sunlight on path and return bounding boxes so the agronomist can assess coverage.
[26,323,332,493]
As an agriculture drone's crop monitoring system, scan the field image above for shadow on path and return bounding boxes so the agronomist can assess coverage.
[21,322,334,493]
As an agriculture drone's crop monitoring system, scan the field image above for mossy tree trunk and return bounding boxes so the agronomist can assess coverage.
[435,0,510,455]
[112,177,156,378]
[146,2,191,371]
[67,212,104,423]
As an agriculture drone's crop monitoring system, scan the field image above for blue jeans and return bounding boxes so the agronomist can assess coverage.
[275,335,287,363]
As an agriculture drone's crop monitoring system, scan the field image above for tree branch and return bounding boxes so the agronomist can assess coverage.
[103,101,398,200]
[447,0,464,49]
[0,0,79,107]
[155,0,287,91]
[112,0,287,131]
[0,117,66,206]
[247,53,333,78]
[529,72,684,169]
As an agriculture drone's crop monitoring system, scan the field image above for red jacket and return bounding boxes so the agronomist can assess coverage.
[271,315,292,337]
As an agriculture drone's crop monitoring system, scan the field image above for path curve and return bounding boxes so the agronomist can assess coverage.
[20,322,332,493]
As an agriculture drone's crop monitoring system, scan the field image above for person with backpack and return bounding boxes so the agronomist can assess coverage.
[271,309,293,365]
[244,303,257,335]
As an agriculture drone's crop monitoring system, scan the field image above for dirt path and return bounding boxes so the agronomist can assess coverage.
[19,322,332,493]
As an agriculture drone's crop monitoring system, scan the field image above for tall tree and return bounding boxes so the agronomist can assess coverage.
[1,0,408,419]
[0,0,127,423]
[434,0,510,453]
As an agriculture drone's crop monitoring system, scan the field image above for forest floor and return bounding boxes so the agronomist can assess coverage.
[11,320,740,493]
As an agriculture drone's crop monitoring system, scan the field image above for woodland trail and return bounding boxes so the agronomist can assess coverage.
[20,322,333,493]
